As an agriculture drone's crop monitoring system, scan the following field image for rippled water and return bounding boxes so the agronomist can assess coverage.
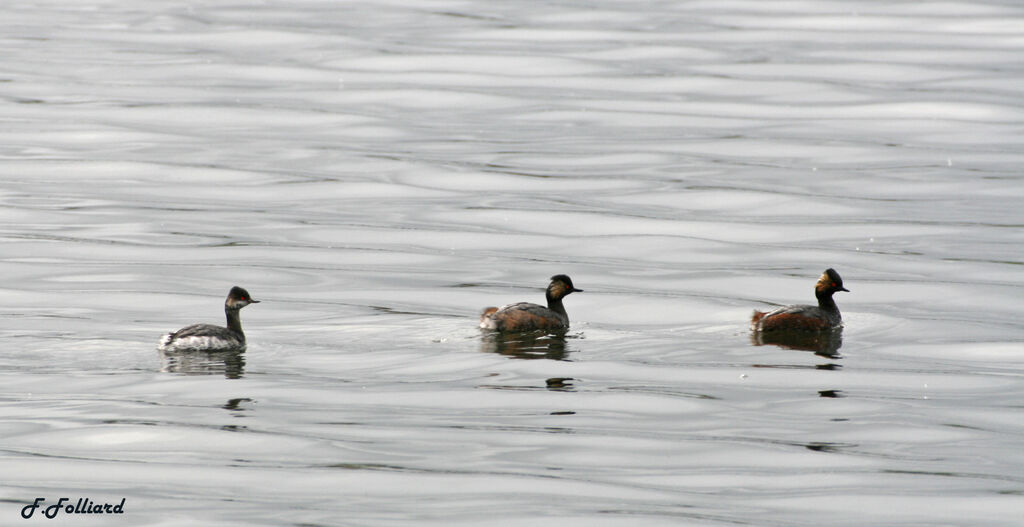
[2,1,1023,525]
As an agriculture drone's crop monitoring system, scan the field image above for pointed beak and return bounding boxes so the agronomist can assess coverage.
[839,287,849,292]
[572,287,583,293]
[250,299,261,303]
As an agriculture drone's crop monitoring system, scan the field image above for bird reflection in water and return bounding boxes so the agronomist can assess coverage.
[159,349,246,379]
[751,327,843,360]
[751,329,844,396]
[480,329,576,361]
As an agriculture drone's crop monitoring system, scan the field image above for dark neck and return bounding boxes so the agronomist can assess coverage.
[225,306,245,339]
[816,289,840,315]
[546,293,568,320]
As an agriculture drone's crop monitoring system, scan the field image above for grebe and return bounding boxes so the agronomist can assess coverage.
[480,275,582,332]
[158,286,259,352]
[751,269,848,332]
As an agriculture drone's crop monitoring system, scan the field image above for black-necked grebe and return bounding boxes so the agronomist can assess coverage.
[751,269,849,332]
[158,286,259,352]
[480,275,582,332]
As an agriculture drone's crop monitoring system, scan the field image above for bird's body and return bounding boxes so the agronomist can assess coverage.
[751,269,848,332]
[480,275,582,332]
[158,286,259,352]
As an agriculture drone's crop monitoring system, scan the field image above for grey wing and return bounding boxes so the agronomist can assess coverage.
[495,302,547,315]
[168,323,224,339]
[492,302,566,331]
[761,304,816,318]
[753,303,836,332]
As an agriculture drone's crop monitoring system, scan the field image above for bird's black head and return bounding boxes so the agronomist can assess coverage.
[818,269,849,293]
[226,286,260,309]
[547,274,583,299]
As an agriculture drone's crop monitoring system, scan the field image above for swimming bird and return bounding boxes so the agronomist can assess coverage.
[751,269,849,332]
[158,286,259,352]
[480,275,582,332]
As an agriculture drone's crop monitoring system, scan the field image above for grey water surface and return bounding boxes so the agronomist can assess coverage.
[1,1,1023,526]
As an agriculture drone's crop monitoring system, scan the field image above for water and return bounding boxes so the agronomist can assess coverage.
[2,1,1023,525]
